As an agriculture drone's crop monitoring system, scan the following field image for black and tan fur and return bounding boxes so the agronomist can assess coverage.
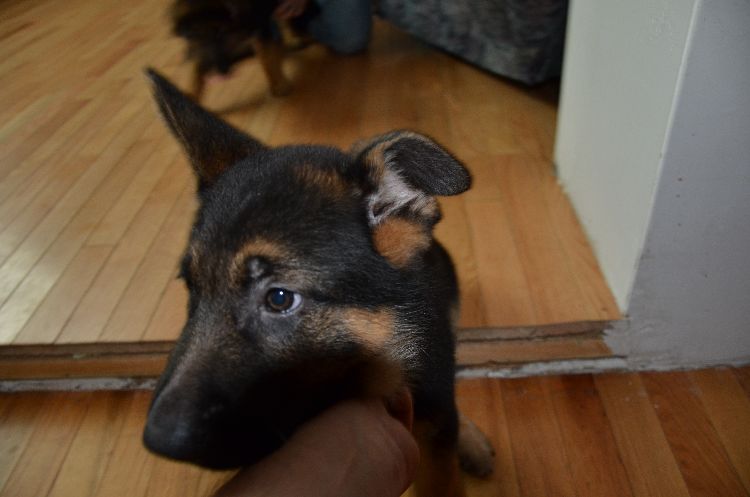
[171,0,311,99]
[142,69,494,496]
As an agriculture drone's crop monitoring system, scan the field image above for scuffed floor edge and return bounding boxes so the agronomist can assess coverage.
[0,377,157,392]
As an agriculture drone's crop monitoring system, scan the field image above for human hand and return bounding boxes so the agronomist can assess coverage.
[213,395,419,497]
[274,0,309,20]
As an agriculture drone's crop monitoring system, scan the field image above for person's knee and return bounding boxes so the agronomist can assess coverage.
[309,0,372,54]
[327,30,370,54]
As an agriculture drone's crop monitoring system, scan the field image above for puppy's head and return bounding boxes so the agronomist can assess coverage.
[142,69,470,468]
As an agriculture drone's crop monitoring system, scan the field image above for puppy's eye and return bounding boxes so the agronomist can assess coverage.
[265,288,302,313]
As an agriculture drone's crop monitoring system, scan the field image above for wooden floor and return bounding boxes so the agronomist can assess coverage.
[1,368,749,497]
[0,0,618,360]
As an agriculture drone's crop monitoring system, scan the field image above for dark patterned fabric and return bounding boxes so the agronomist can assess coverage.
[377,0,568,85]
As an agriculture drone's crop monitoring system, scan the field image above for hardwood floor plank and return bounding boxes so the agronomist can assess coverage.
[690,369,750,492]
[0,101,150,313]
[734,367,750,398]
[504,83,559,163]
[57,156,190,344]
[544,374,635,497]
[100,185,194,342]
[269,49,364,147]
[456,379,521,497]
[0,97,94,214]
[236,94,284,142]
[0,393,46,489]
[595,373,691,497]
[142,277,188,342]
[495,155,592,324]
[0,77,129,207]
[457,336,611,367]
[90,391,155,497]
[464,200,536,327]
[13,245,113,344]
[402,50,454,144]
[435,196,485,328]
[0,95,56,159]
[500,377,577,497]
[46,392,134,497]
[0,392,91,497]
[443,62,525,157]
[196,471,235,497]
[87,35,145,79]
[357,22,430,137]
[641,372,748,497]
[0,352,168,380]
[460,153,506,203]
[0,95,85,173]
[530,158,620,320]
[2,130,162,344]
[85,138,178,247]
[143,458,204,497]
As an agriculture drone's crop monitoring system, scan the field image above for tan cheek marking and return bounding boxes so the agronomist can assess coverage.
[341,308,396,350]
[372,218,431,267]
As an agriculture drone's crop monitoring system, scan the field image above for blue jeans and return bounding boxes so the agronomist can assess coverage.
[308,0,372,54]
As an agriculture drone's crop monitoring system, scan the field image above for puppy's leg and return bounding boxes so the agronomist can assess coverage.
[278,19,312,51]
[252,38,292,97]
[413,415,465,497]
[190,63,206,101]
[457,412,495,478]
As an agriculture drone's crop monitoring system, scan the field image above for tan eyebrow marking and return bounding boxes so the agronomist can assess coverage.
[228,238,286,285]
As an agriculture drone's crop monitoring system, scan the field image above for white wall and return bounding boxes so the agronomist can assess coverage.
[555,0,697,309]
[557,0,750,367]
[605,0,750,366]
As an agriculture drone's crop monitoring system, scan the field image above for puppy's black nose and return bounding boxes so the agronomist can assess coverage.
[143,392,222,462]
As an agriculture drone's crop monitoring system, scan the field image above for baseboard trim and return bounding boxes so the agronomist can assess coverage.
[0,321,619,383]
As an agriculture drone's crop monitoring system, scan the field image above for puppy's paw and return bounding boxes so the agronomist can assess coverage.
[457,413,495,478]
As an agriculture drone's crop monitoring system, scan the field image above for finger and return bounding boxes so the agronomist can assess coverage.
[385,387,414,432]
[376,402,420,494]
[313,399,419,494]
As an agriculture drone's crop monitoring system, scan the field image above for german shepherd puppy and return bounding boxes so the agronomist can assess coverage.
[171,0,312,99]
[142,69,494,496]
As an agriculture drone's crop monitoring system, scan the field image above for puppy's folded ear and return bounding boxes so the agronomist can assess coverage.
[145,68,265,190]
[352,130,471,198]
[351,130,471,267]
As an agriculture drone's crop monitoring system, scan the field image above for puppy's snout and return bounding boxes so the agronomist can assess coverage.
[143,388,225,462]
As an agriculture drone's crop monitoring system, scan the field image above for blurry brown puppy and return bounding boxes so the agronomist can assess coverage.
[170,0,313,99]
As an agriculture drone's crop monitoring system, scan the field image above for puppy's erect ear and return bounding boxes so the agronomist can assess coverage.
[352,130,471,267]
[145,68,264,189]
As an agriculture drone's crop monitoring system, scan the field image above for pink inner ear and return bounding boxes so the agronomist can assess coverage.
[206,74,230,84]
